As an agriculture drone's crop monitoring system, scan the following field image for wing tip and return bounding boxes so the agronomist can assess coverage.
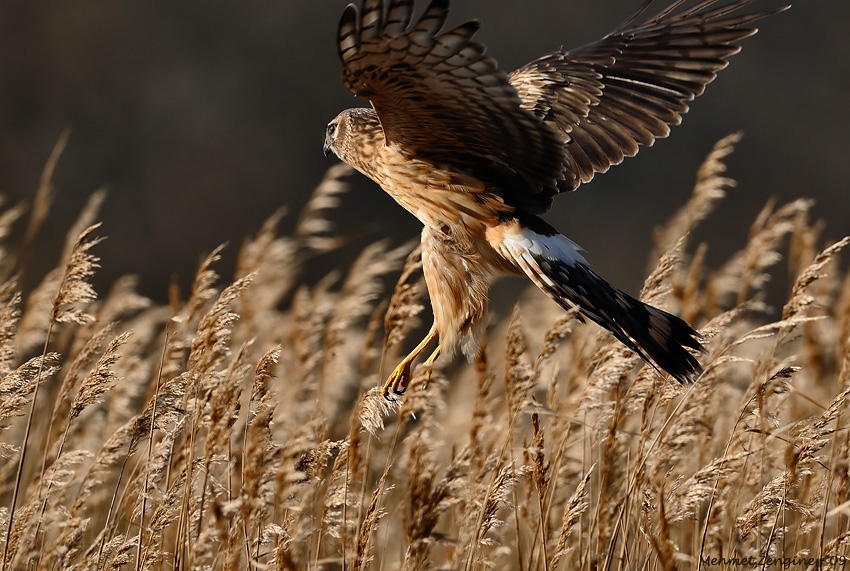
[338,4,362,63]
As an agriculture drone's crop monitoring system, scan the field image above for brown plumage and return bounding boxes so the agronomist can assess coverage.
[323,0,785,396]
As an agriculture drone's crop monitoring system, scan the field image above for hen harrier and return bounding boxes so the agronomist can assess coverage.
[323,0,784,397]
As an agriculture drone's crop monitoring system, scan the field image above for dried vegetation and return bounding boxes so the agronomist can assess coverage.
[1,133,849,570]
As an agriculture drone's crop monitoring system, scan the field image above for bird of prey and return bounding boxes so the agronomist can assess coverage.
[323,0,784,397]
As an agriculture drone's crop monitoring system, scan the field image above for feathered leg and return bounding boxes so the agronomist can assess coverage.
[489,218,704,383]
[383,225,495,397]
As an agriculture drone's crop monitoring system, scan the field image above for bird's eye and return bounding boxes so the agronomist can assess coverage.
[326,123,338,138]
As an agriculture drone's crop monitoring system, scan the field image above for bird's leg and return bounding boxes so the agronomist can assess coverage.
[419,345,442,391]
[383,325,438,397]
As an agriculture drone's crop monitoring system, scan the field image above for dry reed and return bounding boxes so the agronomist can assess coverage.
[1,134,849,570]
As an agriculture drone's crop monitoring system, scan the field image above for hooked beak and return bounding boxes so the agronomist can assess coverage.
[322,138,332,157]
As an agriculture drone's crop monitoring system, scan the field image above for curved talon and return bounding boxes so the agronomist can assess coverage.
[382,361,411,398]
[381,325,438,398]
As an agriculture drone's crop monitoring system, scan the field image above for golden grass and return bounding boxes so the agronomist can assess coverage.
[1,133,850,570]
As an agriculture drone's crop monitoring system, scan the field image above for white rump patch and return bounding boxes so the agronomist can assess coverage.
[500,228,587,267]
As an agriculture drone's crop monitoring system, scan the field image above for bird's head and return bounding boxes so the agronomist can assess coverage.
[323,108,383,169]
[323,114,343,158]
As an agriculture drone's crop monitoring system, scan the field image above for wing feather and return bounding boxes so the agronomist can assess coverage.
[337,0,568,205]
[509,0,788,205]
[411,0,449,37]
[338,5,361,66]
[383,0,413,36]
[359,0,384,40]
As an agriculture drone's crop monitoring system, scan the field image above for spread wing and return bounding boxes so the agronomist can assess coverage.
[509,0,787,206]
[337,0,567,202]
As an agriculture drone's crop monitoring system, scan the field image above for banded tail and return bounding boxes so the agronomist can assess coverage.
[492,220,704,383]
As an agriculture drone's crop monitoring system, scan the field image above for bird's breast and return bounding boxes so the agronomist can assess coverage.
[369,144,509,237]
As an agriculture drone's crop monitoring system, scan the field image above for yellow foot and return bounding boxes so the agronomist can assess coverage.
[420,345,441,392]
[382,361,411,399]
[381,326,438,399]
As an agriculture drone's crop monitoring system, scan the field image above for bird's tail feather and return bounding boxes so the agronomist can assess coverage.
[494,222,703,383]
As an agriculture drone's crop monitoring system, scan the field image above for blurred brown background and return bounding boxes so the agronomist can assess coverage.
[1,0,847,303]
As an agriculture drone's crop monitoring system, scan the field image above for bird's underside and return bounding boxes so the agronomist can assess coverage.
[323,0,785,397]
